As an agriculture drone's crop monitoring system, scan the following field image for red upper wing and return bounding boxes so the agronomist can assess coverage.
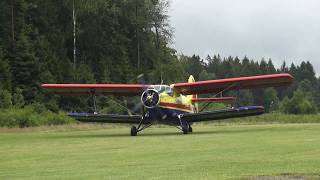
[41,84,145,96]
[173,73,293,95]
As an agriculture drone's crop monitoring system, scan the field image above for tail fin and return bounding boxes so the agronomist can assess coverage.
[188,75,198,113]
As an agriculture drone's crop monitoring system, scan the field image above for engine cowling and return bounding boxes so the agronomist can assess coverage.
[141,89,160,109]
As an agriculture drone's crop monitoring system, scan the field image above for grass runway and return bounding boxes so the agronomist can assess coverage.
[1,123,320,179]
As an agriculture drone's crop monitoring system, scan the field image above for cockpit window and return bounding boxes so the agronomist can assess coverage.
[152,85,165,92]
[150,85,173,95]
[165,86,173,95]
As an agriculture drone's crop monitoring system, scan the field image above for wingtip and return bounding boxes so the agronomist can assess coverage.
[283,73,294,82]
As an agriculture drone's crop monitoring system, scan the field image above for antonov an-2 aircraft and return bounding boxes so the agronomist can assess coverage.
[42,73,293,136]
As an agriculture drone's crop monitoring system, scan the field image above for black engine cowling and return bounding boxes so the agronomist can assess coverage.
[141,89,160,109]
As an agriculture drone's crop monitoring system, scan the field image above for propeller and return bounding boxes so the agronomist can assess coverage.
[128,74,149,115]
[129,73,162,117]
[141,89,160,109]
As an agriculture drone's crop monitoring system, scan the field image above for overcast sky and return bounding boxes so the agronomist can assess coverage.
[169,0,320,75]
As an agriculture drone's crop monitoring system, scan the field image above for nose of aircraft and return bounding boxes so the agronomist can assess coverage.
[141,89,160,109]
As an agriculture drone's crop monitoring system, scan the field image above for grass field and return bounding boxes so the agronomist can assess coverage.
[1,123,320,179]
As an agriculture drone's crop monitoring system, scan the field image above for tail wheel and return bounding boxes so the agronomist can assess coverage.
[131,126,137,136]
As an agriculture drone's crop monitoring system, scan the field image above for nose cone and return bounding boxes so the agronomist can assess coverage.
[141,89,160,109]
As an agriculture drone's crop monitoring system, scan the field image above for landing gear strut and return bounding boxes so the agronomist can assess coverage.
[130,116,153,136]
[188,125,193,133]
[178,114,191,134]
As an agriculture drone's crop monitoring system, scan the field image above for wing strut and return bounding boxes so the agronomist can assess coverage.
[92,94,98,114]
[200,82,241,112]
[90,89,98,114]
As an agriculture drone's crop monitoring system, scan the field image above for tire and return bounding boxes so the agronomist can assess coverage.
[182,126,189,134]
[188,126,193,133]
[131,126,137,136]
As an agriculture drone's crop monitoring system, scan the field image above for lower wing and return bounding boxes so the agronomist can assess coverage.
[182,106,264,123]
[68,113,148,124]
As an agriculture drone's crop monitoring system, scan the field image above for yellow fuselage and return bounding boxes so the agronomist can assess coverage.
[158,92,195,113]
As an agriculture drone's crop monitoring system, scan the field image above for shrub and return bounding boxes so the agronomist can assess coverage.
[0,89,12,108]
[0,106,74,128]
[45,111,74,125]
[280,89,317,114]
[12,88,25,108]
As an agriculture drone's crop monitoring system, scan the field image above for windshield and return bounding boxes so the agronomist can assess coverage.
[150,85,173,95]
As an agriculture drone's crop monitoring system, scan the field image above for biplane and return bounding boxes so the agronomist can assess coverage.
[42,73,293,136]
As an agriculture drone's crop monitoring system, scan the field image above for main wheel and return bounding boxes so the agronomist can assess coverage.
[188,125,193,133]
[131,126,137,136]
[182,126,189,134]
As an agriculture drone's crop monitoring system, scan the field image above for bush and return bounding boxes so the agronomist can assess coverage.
[30,102,47,114]
[0,105,74,128]
[0,89,12,108]
[12,88,25,108]
[0,107,37,127]
[280,89,317,114]
[45,111,74,125]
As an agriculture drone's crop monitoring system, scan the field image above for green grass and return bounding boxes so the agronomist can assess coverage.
[229,113,320,124]
[1,123,320,179]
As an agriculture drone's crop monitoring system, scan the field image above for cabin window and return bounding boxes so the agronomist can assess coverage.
[165,86,173,96]
[149,85,172,95]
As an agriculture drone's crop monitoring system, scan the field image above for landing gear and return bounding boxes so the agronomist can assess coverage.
[178,114,191,135]
[182,126,189,134]
[130,116,153,136]
[131,126,137,136]
[182,124,192,134]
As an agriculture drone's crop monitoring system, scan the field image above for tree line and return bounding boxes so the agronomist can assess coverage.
[180,55,318,114]
[0,0,318,115]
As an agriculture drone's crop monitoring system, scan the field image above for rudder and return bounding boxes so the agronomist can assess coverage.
[188,75,198,113]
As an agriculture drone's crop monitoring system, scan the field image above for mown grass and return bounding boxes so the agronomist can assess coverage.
[1,123,320,179]
[223,112,320,124]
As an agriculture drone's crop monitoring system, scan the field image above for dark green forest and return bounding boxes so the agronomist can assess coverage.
[0,0,319,127]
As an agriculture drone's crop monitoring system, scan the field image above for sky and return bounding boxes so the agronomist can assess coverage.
[169,0,320,75]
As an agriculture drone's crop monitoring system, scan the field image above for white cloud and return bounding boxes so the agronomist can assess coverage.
[169,0,320,75]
